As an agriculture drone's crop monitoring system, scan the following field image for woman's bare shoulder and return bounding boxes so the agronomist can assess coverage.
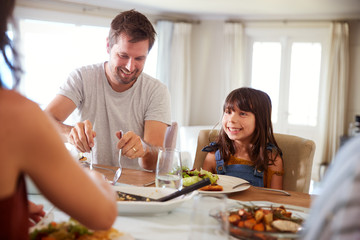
[0,90,46,175]
[0,89,43,128]
[0,89,41,116]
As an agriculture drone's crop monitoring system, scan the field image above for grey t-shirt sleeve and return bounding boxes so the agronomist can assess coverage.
[144,81,172,125]
[58,69,84,108]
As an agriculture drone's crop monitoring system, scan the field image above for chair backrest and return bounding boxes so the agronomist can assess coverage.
[274,133,315,193]
[164,122,178,149]
[193,130,316,193]
[193,129,219,170]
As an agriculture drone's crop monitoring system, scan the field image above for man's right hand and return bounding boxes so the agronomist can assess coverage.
[68,120,96,153]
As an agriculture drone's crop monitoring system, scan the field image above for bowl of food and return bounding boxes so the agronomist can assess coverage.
[211,202,307,240]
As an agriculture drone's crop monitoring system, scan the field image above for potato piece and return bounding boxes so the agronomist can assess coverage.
[263,212,273,225]
[244,218,257,229]
[253,223,265,232]
[237,220,245,228]
[265,224,273,232]
[254,209,264,223]
[228,214,241,225]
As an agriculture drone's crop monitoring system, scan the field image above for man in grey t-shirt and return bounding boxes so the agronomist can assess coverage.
[45,10,171,171]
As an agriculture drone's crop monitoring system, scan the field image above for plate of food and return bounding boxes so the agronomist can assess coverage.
[29,218,133,240]
[182,168,250,194]
[199,175,250,194]
[113,186,196,215]
[212,201,308,240]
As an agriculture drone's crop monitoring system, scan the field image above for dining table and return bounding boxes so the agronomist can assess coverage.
[28,165,314,240]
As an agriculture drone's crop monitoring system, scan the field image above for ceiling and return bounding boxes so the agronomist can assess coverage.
[18,0,360,21]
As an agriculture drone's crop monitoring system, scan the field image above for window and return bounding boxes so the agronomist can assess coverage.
[245,24,329,176]
[17,19,158,110]
[251,42,281,123]
[144,40,158,78]
[288,42,321,126]
[18,19,109,109]
[250,40,322,128]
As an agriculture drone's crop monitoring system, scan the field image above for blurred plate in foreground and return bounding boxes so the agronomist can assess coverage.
[114,186,196,215]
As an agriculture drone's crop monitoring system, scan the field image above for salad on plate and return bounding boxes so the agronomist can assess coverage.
[182,167,223,191]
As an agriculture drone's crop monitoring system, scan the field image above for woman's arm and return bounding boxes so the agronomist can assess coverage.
[21,100,117,230]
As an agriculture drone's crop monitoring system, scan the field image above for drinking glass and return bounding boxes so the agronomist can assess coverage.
[188,194,229,240]
[155,148,182,190]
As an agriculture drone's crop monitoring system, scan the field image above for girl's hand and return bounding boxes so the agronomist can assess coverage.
[28,201,45,226]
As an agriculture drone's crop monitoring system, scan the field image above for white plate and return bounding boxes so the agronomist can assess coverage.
[113,186,195,215]
[198,175,250,194]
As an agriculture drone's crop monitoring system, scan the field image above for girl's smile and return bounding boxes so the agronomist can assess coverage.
[222,106,256,142]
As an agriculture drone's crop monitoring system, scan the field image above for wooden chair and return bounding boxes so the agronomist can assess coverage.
[193,130,316,193]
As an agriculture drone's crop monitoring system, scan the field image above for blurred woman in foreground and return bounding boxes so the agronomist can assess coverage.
[0,0,117,238]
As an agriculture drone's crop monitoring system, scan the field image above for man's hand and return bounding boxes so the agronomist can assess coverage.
[68,120,96,153]
[116,121,167,170]
[28,201,45,227]
[116,131,146,159]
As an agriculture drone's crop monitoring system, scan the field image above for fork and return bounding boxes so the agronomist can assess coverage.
[143,180,155,187]
[232,182,291,196]
[112,130,123,185]
[111,149,122,185]
[90,148,94,170]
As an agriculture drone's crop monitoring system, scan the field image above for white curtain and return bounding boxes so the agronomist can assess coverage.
[156,21,173,87]
[157,21,192,126]
[222,22,245,101]
[320,22,349,168]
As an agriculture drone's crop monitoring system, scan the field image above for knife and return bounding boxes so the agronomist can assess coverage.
[116,178,211,202]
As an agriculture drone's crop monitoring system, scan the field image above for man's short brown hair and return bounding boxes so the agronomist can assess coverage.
[108,9,156,52]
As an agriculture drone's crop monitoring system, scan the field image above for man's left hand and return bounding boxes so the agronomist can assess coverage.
[116,131,146,159]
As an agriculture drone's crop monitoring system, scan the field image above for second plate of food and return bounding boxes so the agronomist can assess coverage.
[212,201,309,240]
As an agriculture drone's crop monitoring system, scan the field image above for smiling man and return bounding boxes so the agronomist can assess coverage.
[45,10,171,171]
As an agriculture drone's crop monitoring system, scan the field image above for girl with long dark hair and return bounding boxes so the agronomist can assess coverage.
[203,87,284,189]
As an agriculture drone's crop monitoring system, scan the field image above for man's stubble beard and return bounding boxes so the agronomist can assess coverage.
[113,66,139,85]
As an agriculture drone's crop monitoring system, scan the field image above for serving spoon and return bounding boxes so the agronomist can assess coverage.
[117,178,211,202]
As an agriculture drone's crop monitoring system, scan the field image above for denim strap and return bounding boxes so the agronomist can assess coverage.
[215,150,226,174]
